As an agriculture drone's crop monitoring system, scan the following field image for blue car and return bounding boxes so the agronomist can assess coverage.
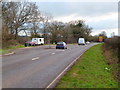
[56,42,67,49]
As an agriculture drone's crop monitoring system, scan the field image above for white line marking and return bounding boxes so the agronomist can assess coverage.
[58,50,65,51]
[46,53,84,89]
[32,57,39,61]
[46,45,96,89]
[52,53,55,55]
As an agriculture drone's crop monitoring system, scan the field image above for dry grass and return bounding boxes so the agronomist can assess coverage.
[102,36,119,83]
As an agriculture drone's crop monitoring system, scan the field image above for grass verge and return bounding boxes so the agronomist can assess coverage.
[0,44,24,55]
[56,44,118,88]
[102,43,119,83]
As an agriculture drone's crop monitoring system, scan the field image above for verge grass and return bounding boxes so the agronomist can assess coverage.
[56,44,118,88]
[0,44,24,55]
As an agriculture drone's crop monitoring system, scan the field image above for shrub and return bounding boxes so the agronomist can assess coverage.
[104,36,119,50]
[103,36,120,82]
[2,36,30,49]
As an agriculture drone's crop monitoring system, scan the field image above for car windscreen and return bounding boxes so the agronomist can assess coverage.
[57,44,63,45]
[57,42,64,45]
[57,42,63,44]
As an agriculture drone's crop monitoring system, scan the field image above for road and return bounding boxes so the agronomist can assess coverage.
[2,43,96,88]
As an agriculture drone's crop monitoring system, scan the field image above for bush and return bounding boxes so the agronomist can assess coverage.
[104,36,119,50]
[102,36,120,83]
[2,39,18,49]
[2,36,30,49]
[16,36,30,44]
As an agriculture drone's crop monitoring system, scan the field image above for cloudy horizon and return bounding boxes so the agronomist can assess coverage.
[37,2,118,37]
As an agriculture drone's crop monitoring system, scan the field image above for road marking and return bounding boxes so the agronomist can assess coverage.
[45,44,97,89]
[32,57,39,61]
[46,53,84,89]
[51,53,55,55]
[58,50,65,52]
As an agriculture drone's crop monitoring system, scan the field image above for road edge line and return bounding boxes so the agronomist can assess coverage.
[45,46,91,89]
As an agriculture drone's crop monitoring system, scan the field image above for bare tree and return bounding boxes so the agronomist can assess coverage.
[2,2,40,39]
[41,12,53,44]
[29,4,43,38]
[49,21,66,43]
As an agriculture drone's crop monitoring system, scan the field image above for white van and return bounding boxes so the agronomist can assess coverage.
[32,38,44,45]
[78,38,85,45]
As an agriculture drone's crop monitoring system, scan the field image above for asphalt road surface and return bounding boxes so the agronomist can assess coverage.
[2,43,97,88]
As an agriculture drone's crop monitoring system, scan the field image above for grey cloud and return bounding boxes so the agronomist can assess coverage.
[37,2,118,17]
[86,18,117,30]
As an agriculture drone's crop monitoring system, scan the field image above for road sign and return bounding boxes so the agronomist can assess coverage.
[99,36,103,42]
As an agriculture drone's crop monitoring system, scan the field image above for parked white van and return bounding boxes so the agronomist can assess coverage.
[78,38,85,45]
[32,38,44,45]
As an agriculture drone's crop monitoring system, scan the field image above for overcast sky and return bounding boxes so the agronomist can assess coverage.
[36,2,118,37]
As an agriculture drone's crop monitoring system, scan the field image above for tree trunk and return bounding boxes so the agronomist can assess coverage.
[14,29,18,39]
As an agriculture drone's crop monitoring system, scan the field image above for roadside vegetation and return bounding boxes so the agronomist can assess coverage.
[102,36,119,83]
[0,2,111,55]
[1,2,100,50]
[0,43,24,55]
[56,44,118,88]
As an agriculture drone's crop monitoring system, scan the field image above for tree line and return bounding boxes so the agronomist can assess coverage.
[1,2,105,48]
